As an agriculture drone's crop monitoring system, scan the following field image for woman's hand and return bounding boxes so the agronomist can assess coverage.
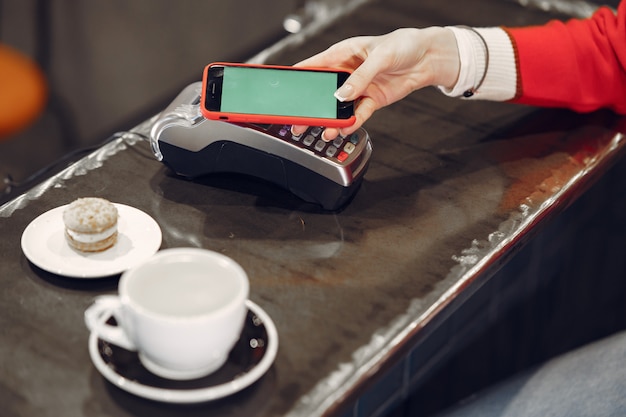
[291,27,460,140]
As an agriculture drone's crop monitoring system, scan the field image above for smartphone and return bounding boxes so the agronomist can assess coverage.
[201,62,356,127]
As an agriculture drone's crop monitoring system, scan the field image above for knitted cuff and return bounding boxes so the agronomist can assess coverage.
[439,26,517,102]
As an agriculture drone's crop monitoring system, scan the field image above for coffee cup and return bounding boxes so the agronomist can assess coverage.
[84,247,249,380]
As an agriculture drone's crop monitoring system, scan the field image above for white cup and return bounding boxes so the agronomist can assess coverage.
[84,248,249,380]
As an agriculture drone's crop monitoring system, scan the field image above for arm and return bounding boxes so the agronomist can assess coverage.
[505,1,626,113]
[462,1,626,114]
[293,1,626,140]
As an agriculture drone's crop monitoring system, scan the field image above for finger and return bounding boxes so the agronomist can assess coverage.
[354,96,378,126]
[334,97,377,137]
[291,125,308,135]
[334,52,390,102]
[321,128,340,141]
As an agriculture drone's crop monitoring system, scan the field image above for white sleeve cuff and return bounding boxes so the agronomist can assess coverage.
[439,27,518,102]
[439,26,486,97]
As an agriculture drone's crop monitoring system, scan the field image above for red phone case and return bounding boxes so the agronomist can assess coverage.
[200,62,356,128]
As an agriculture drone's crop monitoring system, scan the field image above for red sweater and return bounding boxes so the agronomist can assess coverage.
[505,1,626,114]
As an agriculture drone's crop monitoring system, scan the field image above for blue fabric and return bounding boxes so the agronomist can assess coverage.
[437,330,626,417]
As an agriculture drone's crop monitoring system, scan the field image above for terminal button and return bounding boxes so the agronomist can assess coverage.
[343,142,356,154]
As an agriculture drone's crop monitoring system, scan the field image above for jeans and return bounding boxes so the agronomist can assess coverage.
[437,330,626,417]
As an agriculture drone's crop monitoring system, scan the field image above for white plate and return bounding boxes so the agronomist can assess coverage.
[88,300,279,404]
[21,203,162,278]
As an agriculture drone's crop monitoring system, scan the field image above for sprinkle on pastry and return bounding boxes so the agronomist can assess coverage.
[63,197,119,252]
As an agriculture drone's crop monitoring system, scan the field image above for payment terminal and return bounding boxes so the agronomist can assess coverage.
[149,82,372,211]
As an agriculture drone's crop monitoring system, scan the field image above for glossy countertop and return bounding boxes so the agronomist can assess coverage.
[1,0,625,416]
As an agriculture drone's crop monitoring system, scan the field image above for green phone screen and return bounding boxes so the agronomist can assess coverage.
[220,66,338,118]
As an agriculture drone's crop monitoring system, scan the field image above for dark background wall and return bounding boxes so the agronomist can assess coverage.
[0,0,296,194]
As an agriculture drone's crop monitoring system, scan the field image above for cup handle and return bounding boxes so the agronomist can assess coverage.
[84,295,137,351]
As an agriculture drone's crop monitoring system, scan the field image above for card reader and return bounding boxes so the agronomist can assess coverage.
[149,82,372,211]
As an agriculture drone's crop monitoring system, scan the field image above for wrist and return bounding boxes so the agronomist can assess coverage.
[439,26,518,101]
[438,26,488,97]
[424,27,461,90]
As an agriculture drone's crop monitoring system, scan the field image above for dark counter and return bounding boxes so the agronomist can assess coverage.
[1,0,625,416]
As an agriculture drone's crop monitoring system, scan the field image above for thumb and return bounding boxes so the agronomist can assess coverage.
[334,58,381,102]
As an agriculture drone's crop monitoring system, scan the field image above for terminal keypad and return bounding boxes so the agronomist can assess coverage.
[261,124,361,164]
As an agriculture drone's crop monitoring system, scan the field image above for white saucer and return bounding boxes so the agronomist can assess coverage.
[88,300,279,403]
[21,203,162,278]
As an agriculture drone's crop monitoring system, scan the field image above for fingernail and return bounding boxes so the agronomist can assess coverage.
[334,83,354,102]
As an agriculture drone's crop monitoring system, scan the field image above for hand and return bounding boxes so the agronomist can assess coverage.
[291,27,460,140]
